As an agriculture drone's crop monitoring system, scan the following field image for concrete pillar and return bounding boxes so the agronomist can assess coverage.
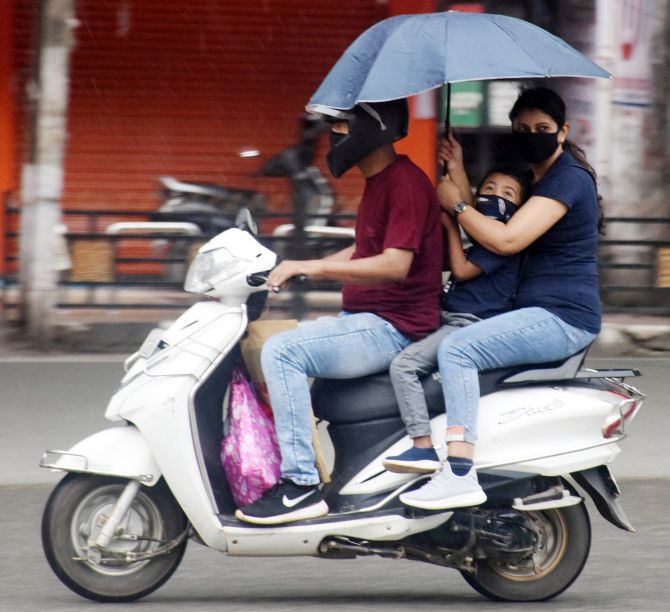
[19,0,77,343]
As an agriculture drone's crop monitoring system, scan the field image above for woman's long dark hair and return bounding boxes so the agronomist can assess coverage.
[509,87,606,234]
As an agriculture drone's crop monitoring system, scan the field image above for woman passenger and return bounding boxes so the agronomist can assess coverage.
[400,86,604,510]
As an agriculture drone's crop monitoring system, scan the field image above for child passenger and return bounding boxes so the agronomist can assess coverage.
[383,167,530,473]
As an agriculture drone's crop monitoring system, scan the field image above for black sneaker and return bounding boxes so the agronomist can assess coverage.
[234,479,328,525]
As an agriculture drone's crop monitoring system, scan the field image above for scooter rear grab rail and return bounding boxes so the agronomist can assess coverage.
[496,347,641,386]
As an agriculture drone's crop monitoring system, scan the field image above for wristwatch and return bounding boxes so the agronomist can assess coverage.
[454,201,469,216]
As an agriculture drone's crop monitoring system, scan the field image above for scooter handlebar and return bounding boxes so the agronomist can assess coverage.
[270,274,308,293]
[246,269,308,293]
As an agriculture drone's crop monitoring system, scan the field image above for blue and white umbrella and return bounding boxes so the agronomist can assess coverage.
[307,11,610,129]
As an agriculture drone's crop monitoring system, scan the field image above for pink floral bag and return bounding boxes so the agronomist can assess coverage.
[220,369,281,507]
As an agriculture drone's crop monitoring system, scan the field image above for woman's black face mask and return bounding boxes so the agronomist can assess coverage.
[511,131,560,164]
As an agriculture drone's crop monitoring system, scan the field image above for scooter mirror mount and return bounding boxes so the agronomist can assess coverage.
[234,208,258,236]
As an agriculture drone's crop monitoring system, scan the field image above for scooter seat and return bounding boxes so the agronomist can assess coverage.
[312,372,443,425]
[311,348,589,425]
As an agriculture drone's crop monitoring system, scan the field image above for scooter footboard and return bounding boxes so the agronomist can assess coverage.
[40,425,162,485]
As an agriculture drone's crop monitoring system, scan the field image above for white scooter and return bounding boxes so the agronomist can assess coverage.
[40,211,645,603]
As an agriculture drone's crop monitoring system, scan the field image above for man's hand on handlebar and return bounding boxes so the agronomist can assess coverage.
[267,260,323,293]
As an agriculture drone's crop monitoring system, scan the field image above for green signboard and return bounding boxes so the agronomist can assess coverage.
[441,82,485,127]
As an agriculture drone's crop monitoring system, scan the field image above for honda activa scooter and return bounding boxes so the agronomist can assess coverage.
[40,212,645,603]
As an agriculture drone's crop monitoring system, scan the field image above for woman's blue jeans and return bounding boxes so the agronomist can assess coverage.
[261,312,411,485]
[436,307,597,445]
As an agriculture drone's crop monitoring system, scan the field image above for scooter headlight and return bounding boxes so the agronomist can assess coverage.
[184,249,224,293]
[184,250,215,293]
[184,228,277,296]
[184,246,251,295]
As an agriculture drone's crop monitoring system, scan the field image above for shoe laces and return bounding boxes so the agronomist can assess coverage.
[420,468,453,491]
[264,480,290,499]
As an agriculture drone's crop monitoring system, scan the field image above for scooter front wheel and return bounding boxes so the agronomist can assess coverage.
[42,473,188,602]
[461,503,591,602]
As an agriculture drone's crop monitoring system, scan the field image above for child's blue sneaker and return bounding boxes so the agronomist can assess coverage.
[383,447,441,474]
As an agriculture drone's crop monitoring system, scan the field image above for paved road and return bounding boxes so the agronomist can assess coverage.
[1,480,668,611]
[1,356,668,485]
[1,356,668,610]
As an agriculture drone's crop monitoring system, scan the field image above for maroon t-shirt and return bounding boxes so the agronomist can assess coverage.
[342,155,442,340]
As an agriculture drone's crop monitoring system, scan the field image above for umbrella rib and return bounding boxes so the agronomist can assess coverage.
[487,20,549,76]
[357,24,420,105]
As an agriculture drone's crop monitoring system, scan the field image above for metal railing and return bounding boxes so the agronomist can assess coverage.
[2,208,669,317]
[598,217,670,316]
[0,207,356,318]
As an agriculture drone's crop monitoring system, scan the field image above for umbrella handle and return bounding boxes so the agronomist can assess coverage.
[442,83,451,176]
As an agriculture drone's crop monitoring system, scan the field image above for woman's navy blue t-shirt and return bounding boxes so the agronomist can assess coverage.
[513,151,601,334]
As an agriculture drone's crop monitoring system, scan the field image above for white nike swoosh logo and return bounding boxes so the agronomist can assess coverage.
[282,491,315,508]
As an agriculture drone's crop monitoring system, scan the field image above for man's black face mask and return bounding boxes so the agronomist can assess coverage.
[328,131,347,149]
[324,100,409,178]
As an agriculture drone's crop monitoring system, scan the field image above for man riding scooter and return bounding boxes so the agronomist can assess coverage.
[235,99,444,525]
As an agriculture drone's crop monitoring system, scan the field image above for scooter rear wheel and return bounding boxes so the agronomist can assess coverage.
[42,473,188,602]
[461,503,591,602]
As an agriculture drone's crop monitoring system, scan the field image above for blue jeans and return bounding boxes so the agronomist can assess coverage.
[390,312,480,439]
[261,312,411,485]
[436,307,597,445]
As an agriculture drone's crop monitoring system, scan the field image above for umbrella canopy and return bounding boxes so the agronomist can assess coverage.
[307,11,610,113]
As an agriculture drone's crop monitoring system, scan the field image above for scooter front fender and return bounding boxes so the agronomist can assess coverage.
[40,425,161,486]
